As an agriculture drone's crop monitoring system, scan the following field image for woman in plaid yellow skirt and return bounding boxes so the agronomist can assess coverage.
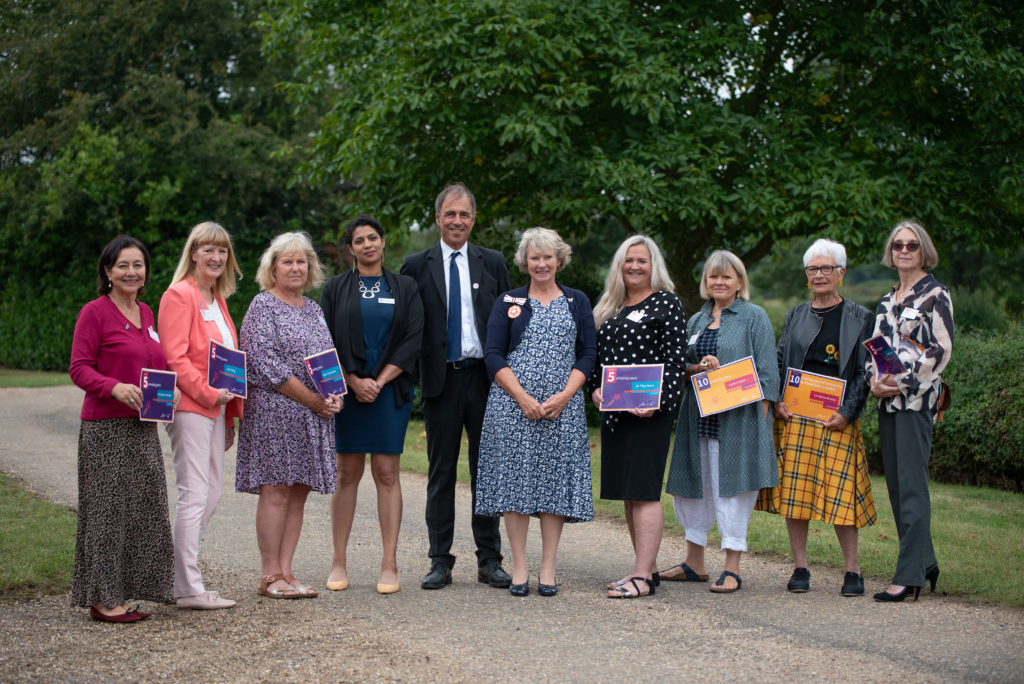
[756,239,876,596]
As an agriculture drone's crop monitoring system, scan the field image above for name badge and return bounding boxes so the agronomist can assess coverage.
[148,326,160,343]
[688,333,699,346]
[626,309,646,323]
[378,297,395,305]
[318,314,327,327]
[901,307,919,320]
[201,309,216,321]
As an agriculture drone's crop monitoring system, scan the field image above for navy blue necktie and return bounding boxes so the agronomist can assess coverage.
[447,251,462,362]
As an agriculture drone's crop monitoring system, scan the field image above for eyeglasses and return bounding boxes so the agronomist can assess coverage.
[892,241,920,252]
[804,265,836,276]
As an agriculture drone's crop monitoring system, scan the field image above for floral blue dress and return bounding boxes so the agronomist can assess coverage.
[475,295,593,522]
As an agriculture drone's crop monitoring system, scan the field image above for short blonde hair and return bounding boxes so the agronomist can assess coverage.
[512,227,572,273]
[255,232,325,292]
[170,221,242,298]
[699,250,750,301]
[881,219,939,270]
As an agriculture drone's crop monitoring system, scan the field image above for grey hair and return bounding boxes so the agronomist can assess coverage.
[512,227,572,273]
[255,231,325,291]
[699,250,750,301]
[803,238,847,268]
[434,183,476,215]
[881,219,939,270]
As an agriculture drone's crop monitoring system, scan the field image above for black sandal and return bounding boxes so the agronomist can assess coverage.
[659,562,709,582]
[607,576,655,598]
[709,570,742,593]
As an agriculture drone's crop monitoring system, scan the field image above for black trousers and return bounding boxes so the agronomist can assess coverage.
[878,409,937,587]
[422,363,502,569]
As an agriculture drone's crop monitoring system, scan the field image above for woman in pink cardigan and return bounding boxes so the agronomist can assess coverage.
[159,222,244,610]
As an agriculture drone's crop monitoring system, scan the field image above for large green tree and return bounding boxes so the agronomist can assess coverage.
[0,0,345,369]
[262,0,1023,309]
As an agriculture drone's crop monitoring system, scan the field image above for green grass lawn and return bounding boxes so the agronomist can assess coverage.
[400,420,1024,607]
[0,367,73,388]
[0,472,77,602]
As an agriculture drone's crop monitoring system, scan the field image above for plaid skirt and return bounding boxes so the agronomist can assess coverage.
[756,417,876,527]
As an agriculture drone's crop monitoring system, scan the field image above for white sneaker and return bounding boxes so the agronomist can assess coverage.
[176,591,236,610]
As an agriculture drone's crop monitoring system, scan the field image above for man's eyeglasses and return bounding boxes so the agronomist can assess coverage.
[892,241,920,252]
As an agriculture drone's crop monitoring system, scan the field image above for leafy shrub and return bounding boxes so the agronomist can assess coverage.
[949,287,1008,333]
[861,323,1024,492]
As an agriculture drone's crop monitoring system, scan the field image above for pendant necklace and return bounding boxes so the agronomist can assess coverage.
[359,276,382,299]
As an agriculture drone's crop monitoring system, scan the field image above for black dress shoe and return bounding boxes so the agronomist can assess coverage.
[421,563,452,590]
[478,560,512,588]
[873,585,921,602]
[787,567,810,593]
[840,572,865,596]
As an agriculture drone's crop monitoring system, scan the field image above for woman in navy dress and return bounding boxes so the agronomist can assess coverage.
[475,227,597,597]
[320,216,423,594]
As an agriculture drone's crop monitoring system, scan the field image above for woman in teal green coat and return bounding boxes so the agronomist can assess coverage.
[660,250,778,593]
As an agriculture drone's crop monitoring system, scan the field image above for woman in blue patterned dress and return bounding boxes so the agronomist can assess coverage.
[237,232,343,599]
[476,228,597,597]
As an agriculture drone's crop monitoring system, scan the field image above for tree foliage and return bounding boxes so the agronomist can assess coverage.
[261,0,1024,309]
[0,0,346,369]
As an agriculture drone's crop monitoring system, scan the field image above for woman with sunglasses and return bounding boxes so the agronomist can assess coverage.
[868,220,954,602]
[756,239,876,597]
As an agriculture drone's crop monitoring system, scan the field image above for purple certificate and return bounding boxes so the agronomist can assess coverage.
[208,340,247,398]
[599,364,664,411]
[863,335,907,376]
[139,368,176,422]
[304,348,348,399]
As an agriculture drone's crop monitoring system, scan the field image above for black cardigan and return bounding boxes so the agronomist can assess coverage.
[320,269,424,409]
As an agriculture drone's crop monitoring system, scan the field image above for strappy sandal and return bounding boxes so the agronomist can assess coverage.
[284,574,318,598]
[607,571,661,589]
[257,573,304,599]
[709,570,742,593]
[607,576,655,598]
[659,562,709,582]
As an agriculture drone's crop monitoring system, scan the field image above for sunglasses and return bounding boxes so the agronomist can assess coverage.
[892,241,920,252]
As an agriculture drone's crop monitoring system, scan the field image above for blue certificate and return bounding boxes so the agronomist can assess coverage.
[304,348,348,399]
[208,340,247,398]
[599,364,664,411]
[139,368,176,422]
[863,335,907,376]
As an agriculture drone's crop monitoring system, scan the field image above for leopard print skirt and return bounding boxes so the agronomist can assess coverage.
[71,417,173,607]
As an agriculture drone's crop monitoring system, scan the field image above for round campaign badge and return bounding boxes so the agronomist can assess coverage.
[507,305,522,319]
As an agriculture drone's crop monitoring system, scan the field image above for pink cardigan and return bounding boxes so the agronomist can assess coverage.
[69,296,168,420]
[158,278,243,421]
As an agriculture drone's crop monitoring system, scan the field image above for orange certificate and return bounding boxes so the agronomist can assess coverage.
[691,356,764,418]
[781,367,847,423]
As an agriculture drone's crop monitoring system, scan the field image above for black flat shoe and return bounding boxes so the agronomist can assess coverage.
[873,585,921,602]
[840,572,864,597]
[509,582,529,597]
[538,581,558,597]
[421,562,452,590]
[925,564,940,593]
[787,567,810,593]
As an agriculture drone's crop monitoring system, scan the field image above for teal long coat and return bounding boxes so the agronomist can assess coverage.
[665,298,780,499]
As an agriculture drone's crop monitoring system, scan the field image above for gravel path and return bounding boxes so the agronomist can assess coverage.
[1,386,1022,682]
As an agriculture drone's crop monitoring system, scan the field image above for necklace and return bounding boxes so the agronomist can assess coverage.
[359,275,382,299]
[811,298,843,315]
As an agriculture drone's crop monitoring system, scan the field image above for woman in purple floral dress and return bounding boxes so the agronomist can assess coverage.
[237,232,343,599]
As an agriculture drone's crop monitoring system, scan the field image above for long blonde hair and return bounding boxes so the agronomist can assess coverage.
[170,221,242,298]
[593,235,674,327]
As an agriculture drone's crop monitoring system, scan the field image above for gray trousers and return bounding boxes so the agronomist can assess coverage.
[878,409,937,587]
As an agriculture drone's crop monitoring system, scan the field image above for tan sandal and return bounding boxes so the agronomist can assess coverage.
[258,573,304,599]
[284,573,318,598]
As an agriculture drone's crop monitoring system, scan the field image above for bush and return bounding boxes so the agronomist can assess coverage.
[861,323,1024,492]
[949,287,1008,333]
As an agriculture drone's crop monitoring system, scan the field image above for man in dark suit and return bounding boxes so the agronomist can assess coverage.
[401,183,513,590]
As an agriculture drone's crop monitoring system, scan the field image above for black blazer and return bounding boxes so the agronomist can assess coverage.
[400,242,512,399]
[320,269,424,409]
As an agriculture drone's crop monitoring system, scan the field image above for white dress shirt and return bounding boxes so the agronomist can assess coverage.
[440,241,483,359]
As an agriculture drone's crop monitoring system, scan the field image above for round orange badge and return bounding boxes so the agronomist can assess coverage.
[507,305,522,319]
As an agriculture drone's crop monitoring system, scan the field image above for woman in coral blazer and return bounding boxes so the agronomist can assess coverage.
[158,221,244,610]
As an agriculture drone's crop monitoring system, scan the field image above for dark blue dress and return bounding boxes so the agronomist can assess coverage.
[334,276,413,455]
[475,295,593,522]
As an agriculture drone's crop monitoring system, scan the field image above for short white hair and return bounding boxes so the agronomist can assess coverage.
[803,238,847,268]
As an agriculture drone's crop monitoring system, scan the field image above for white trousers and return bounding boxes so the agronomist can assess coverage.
[672,437,758,552]
[168,411,225,598]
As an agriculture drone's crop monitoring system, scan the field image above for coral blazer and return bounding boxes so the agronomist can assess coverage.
[158,277,243,420]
